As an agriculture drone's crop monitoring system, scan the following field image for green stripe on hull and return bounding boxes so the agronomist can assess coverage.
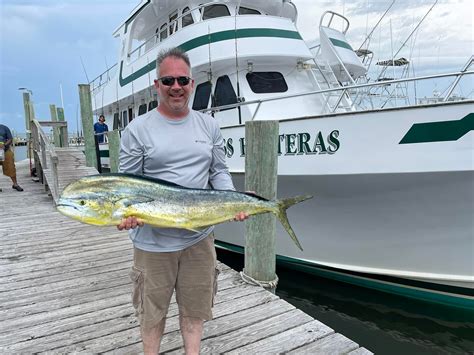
[329,38,353,50]
[400,113,474,144]
[119,28,303,87]
[215,240,474,310]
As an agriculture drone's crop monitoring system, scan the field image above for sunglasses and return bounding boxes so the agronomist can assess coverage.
[158,76,192,86]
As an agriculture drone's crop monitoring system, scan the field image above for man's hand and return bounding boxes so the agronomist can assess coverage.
[234,211,249,222]
[233,190,255,222]
[117,216,144,231]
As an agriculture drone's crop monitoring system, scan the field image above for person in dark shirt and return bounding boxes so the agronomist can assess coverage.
[0,124,23,191]
[93,114,109,143]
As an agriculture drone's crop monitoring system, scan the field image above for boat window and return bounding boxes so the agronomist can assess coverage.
[193,81,212,110]
[202,5,230,20]
[159,23,168,41]
[148,100,158,111]
[246,72,288,93]
[113,112,120,130]
[182,7,194,28]
[128,17,147,59]
[213,75,237,110]
[238,7,261,15]
[128,107,134,123]
[122,110,128,127]
[138,103,147,116]
[169,11,178,35]
[155,27,159,43]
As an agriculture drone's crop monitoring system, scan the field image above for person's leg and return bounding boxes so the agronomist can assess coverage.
[176,234,218,354]
[141,318,166,355]
[179,316,204,355]
[131,248,179,354]
[4,150,22,190]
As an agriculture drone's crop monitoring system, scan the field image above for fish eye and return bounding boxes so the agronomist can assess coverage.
[80,200,86,206]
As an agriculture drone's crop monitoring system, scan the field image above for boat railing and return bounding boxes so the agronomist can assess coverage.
[126,1,296,64]
[320,11,350,34]
[443,55,473,102]
[89,62,118,93]
[201,69,474,119]
[90,2,297,94]
[126,2,235,64]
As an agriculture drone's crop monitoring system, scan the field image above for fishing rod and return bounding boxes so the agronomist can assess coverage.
[357,0,396,53]
[377,0,439,81]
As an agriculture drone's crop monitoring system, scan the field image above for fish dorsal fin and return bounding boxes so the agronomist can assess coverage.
[242,191,269,201]
[100,173,188,189]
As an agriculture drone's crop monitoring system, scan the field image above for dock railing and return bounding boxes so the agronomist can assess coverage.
[30,119,68,202]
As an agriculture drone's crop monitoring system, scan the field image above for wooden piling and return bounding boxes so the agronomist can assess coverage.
[57,107,68,148]
[107,130,121,173]
[78,84,98,169]
[22,92,32,132]
[50,104,61,148]
[243,120,279,292]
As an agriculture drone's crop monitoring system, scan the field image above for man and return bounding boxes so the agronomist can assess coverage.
[118,48,247,355]
[0,124,23,192]
[93,114,108,143]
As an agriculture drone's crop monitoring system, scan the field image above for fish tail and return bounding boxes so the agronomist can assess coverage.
[275,195,312,251]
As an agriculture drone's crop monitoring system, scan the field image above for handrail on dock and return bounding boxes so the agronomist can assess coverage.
[30,119,68,203]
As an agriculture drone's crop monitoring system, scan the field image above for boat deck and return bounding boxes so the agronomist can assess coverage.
[0,161,372,354]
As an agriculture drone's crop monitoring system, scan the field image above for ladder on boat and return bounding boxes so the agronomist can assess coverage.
[308,58,354,113]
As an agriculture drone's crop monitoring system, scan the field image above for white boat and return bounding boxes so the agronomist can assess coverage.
[89,0,474,308]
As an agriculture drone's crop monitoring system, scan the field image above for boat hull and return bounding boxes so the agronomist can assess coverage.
[215,102,474,307]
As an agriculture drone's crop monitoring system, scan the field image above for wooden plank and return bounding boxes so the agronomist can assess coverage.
[0,163,368,354]
[0,243,131,275]
[53,290,277,354]
[348,347,374,354]
[0,253,132,283]
[165,307,309,355]
[287,332,360,354]
[226,320,335,354]
[0,268,130,305]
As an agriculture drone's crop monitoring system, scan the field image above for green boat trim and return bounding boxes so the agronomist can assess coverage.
[119,28,303,87]
[215,240,474,310]
[400,113,474,144]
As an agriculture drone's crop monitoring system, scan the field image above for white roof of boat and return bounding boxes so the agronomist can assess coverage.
[112,0,296,36]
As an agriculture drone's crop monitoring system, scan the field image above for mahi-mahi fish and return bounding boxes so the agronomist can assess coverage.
[56,173,311,250]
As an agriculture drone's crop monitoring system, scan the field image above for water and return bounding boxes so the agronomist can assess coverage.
[217,249,474,354]
[12,145,28,162]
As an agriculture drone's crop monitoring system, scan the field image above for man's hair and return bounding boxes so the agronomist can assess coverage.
[156,47,191,76]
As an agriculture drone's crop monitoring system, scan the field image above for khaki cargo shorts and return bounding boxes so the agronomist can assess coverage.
[0,150,16,178]
[130,234,219,329]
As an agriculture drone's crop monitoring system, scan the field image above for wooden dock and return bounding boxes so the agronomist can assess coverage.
[0,161,372,354]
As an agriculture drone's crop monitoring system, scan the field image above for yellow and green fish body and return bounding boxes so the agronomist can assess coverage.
[57,173,311,250]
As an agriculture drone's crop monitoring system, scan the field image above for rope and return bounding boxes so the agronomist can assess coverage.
[240,269,279,289]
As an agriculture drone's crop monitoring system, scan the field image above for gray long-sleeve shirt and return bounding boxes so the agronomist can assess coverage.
[119,109,234,252]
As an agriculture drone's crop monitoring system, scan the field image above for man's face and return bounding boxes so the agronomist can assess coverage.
[155,56,194,118]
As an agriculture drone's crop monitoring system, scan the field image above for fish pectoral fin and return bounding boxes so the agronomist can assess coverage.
[116,196,155,207]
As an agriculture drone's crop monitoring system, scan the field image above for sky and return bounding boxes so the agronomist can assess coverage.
[0,0,472,135]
